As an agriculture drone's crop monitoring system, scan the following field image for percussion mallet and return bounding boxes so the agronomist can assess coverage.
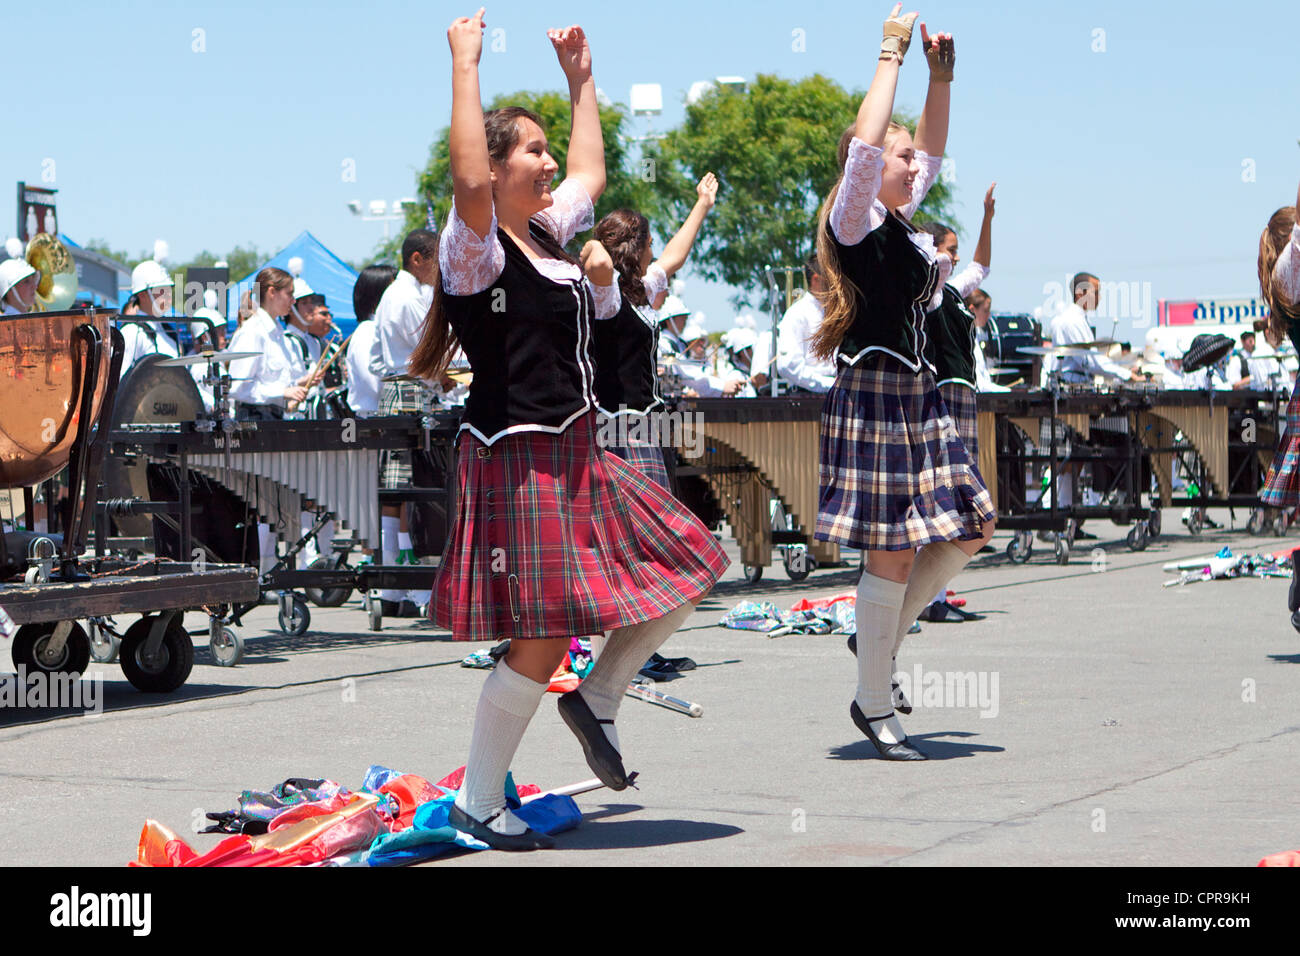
[625,680,704,717]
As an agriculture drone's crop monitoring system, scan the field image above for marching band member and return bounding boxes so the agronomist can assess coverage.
[776,254,837,394]
[964,287,1004,391]
[1050,273,1139,384]
[656,294,690,358]
[187,290,227,410]
[810,6,993,761]
[1257,176,1300,629]
[590,172,718,489]
[118,260,181,377]
[716,326,761,397]
[227,267,318,419]
[0,258,38,314]
[347,265,398,417]
[409,11,726,849]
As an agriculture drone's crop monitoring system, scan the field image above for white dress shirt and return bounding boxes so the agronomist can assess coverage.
[347,319,382,415]
[371,270,434,379]
[776,291,836,392]
[1050,303,1130,382]
[227,308,307,407]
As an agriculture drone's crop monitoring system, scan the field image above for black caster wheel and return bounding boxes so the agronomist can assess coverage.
[742,564,763,584]
[304,555,353,608]
[783,548,816,581]
[120,615,194,693]
[88,621,120,664]
[1126,523,1149,552]
[210,627,244,667]
[368,595,383,632]
[1053,533,1071,565]
[11,621,91,677]
[1147,508,1161,539]
[278,594,311,637]
[1006,531,1032,564]
[1186,509,1204,537]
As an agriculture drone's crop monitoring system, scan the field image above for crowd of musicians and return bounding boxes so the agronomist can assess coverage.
[13,6,1300,851]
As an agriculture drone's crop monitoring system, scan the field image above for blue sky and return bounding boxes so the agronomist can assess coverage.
[6,0,1299,342]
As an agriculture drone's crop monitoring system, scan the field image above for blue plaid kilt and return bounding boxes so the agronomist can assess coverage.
[1260,387,1300,507]
[431,410,728,642]
[816,354,994,551]
[939,381,979,460]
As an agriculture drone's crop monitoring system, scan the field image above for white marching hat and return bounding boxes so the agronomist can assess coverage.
[722,327,757,353]
[680,320,707,343]
[130,260,173,295]
[0,257,37,299]
[658,294,689,322]
[190,290,225,339]
[292,277,315,300]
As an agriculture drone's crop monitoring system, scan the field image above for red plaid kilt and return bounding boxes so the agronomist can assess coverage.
[431,411,728,641]
[938,381,979,461]
[605,439,671,492]
[1260,388,1300,507]
[816,353,994,551]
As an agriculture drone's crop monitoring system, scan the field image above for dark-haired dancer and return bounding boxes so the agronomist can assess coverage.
[912,182,996,624]
[591,172,718,490]
[811,5,994,761]
[1257,174,1300,630]
[411,10,727,849]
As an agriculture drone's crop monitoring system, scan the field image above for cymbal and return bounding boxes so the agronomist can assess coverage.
[157,350,259,367]
[1061,339,1118,350]
[1017,345,1093,357]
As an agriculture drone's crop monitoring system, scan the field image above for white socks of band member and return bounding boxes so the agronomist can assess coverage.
[257,523,277,574]
[398,530,431,608]
[892,541,973,660]
[454,659,550,836]
[378,516,402,604]
[578,601,695,755]
[855,572,908,744]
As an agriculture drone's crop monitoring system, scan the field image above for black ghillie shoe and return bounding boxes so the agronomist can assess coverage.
[558,690,631,790]
[447,804,554,851]
[849,701,927,761]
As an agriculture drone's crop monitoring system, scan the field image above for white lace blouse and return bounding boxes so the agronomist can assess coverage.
[1274,223,1300,306]
[438,177,620,319]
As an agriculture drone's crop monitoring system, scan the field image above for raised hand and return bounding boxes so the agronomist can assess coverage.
[448,8,486,64]
[984,182,996,217]
[880,3,919,64]
[920,23,955,81]
[580,239,615,287]
[696,172,719,209]
[547,25,591,82]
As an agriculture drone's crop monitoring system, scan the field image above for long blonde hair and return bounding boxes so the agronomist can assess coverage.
[1259,206,1300,343]
[810,121,909,361]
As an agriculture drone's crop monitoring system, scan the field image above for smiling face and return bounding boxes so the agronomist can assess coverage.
[491,117,560,220]
[879,127,920,213]
[936,230,959,267]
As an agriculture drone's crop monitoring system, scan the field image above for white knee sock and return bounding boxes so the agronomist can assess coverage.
[892,541,973,659]
[578,602,694,754]
[299,511,317,569]
[257,523,276,574]
[454,659,549,835]
[379,515,402,603]
[855,571,907,744]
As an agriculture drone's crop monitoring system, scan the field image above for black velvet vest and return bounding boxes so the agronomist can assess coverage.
[831,212,939,372]
[442,224,596,442]
[592,294,661,415]
[925,284,977,386]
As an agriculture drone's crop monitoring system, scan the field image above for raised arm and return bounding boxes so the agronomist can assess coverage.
[855,5,916,147]
[912,25,954,158]
[448,9,493,239]
[654,173,718,278]
[549,25,605,202]
[973,182,995,268]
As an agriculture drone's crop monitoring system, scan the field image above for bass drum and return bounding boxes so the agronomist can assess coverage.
[102,354,205,538]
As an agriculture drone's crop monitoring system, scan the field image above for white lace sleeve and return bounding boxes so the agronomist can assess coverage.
[532,178,595,246]
[829,137,887,245]
[950,262,990,299]
[439,199,506,296]
[898,150,943,220]
[1273,223,1300,306]
[590,270,622,320]
[642,262,668,302]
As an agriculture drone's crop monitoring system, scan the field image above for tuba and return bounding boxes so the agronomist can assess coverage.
[26,233,78,311]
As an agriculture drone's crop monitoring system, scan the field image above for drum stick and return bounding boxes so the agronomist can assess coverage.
[288,332,354,412]
[520,778,605,803]
[625,681,704,717]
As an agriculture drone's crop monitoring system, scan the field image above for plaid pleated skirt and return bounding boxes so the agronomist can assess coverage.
[379,380,433,488]
[431,411,728,641]
[1260,388,1300,507]
[604,418,672,493]
[939,381,979,460]
[816,354,995,551]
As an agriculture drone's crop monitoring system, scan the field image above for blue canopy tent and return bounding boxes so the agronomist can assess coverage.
[228,231,361,338]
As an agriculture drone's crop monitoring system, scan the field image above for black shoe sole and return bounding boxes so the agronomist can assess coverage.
[849,701,927,760]
[558,691,630,790]
[447,804,554,850]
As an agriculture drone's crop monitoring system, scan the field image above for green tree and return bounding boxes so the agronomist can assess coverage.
[643,73,955,308]
[381,90,656,262]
